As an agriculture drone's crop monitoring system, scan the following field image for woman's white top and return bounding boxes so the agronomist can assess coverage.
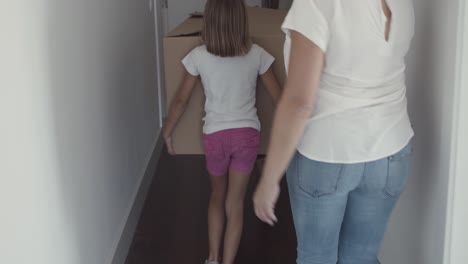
[282,0,415,163]
[182,44,275,134]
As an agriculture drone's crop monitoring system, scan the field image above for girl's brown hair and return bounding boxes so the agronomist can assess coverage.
[202,0,252,57]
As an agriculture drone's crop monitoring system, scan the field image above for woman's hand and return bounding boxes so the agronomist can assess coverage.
[253,31,324,226]
[164,134,176,155]
[253,179,280,226]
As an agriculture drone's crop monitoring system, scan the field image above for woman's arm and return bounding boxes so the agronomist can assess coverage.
[162,70,199,155]
[254,31,325,225]
[260,67,282,104]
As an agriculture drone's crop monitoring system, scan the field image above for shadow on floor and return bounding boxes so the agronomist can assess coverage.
[125,150,297,264]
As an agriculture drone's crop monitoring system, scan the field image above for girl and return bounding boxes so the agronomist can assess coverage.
[162,0,281,263]
[254,0,415,263]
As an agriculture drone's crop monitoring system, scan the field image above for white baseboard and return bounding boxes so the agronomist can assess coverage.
[107,134,164,264]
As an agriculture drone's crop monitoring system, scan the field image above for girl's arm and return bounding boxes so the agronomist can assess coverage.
[162,70,199,155]
[254,31,325,225]
[260,67,282,104]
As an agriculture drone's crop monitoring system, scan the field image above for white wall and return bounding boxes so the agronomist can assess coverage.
[167,0,206,31]
[380,0,460,263]
[0,1,160,264]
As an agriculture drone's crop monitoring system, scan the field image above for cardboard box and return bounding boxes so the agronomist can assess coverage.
[164,7,287,154]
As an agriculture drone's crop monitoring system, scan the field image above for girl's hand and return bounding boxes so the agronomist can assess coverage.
[164,135,176,155]
[162,70,198,156]
[253,179,280,226]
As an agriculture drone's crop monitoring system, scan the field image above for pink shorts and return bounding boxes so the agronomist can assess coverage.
[203,128,260,176]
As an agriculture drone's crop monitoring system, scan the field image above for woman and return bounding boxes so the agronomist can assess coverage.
[254,0,414,263]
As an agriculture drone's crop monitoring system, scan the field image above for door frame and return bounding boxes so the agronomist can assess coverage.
[443,0,468,263]
[153,0,168,128]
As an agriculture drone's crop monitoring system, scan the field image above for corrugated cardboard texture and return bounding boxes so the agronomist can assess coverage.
[164,7,287,154]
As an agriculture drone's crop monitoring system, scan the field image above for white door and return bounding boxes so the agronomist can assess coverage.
[444,0,468,263]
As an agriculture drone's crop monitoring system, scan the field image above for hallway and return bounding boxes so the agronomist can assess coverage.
[125,151,297,264]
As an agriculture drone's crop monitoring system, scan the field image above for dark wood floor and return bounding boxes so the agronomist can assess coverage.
[125,150,297,264]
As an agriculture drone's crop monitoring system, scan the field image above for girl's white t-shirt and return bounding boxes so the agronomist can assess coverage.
[182,44,275,134]
[283,0,415,163]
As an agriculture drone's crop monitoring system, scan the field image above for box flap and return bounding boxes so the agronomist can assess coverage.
[166,17,203,37]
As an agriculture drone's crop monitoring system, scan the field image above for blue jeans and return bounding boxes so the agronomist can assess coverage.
[286,143,412,264]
